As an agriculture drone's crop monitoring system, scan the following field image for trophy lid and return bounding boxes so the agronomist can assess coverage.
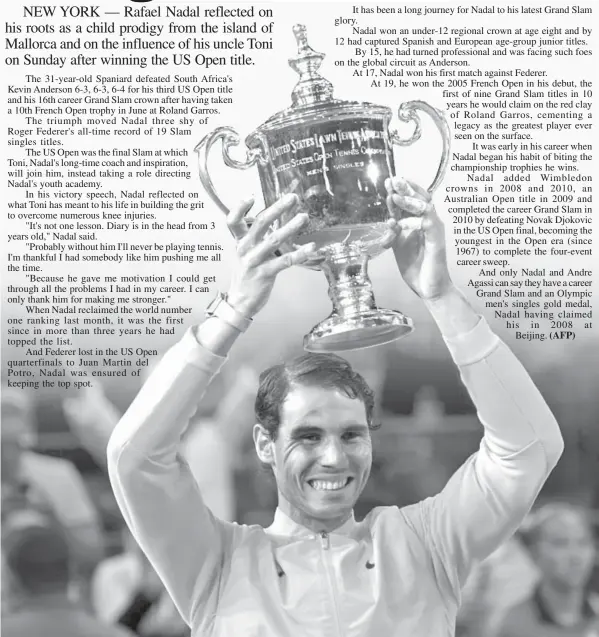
[254,25,390,133]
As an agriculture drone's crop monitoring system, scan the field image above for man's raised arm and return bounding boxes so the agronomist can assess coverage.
[385,177,563,595]
[107,195,316,623]
[421,287,563,587]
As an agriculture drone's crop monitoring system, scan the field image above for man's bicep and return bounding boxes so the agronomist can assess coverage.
[108,443,230,623]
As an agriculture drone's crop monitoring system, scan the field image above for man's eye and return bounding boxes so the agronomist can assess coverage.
[343,431,360,441]
[301,434,320,442]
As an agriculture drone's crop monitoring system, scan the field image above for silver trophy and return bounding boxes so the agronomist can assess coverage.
[196,24,450,352]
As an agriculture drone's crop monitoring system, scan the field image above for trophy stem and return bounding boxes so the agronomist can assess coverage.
[303,244,414,353]
[323,245,376,319]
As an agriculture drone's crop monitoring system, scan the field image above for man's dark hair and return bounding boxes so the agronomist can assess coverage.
[3,514,70,595]
[255,352,376,439]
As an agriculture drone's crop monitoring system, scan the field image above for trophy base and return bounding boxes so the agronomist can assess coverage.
[304,309,413,352]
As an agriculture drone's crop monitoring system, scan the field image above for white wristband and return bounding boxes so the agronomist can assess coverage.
[205,292,253,333]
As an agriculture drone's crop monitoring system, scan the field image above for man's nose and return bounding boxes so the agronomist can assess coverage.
[320,438,349,468]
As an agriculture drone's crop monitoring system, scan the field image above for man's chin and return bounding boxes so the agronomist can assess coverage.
[303,495,356,521]
[562,573,591,588]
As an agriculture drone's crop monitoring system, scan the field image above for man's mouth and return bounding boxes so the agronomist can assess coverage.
[308,477,353,491]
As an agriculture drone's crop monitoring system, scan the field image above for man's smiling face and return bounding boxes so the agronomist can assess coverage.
[256,384,372,532]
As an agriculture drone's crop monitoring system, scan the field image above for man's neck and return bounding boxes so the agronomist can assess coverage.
[538,581,586,626]
[277,500,353,534]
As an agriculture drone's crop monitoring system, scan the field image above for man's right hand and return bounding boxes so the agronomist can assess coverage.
[225,194,317,319]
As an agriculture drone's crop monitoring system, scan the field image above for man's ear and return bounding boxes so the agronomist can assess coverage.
[253,423,275,466]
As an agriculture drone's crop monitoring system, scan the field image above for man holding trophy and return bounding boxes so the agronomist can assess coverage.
[107,175,563,636]
[107,25,564,637]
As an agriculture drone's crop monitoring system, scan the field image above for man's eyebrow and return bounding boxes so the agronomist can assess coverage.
[346,423,370,430]
[290,424,323,436]
[291,423,369,435]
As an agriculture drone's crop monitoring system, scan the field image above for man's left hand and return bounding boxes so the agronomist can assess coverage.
[383,176,452,301]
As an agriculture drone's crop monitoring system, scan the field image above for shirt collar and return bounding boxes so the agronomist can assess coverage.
[266,508,357,539]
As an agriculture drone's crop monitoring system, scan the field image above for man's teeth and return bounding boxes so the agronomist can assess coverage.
[310,478,349,491]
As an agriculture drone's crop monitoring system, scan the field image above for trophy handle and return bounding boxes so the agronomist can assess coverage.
[389,100,451,193]
[194,126,266,217]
